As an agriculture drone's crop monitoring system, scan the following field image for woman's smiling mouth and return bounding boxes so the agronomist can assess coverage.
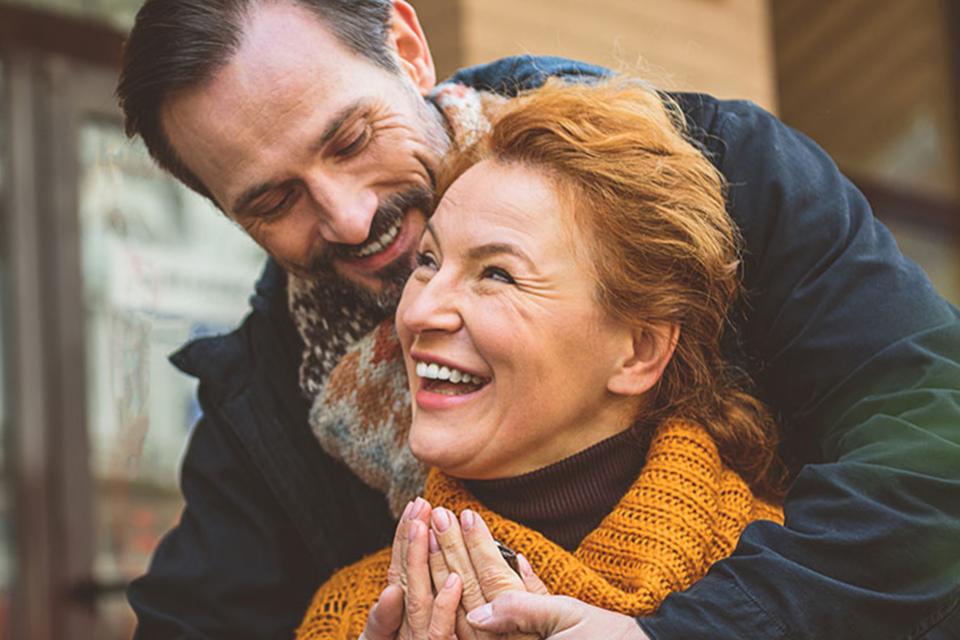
[412,356,491,405]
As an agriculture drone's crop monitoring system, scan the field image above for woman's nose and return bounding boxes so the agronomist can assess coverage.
[304,173,378,245]
[399,276,463,335]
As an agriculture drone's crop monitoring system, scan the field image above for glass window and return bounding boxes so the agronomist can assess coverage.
[78,120,264,638]
[0,57,12,640]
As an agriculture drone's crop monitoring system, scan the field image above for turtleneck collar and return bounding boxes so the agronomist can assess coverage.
[463,421,652,551]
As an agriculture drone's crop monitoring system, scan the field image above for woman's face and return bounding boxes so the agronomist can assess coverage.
[396,160,641,479]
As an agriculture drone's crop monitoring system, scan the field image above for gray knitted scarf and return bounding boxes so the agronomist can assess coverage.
[288,83,505,516]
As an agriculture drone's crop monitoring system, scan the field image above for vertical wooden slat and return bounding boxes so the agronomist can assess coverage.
[5,50,55,640]
[36,54,97,640]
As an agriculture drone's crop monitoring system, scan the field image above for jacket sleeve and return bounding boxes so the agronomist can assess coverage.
[638,100,960,639]
[127,400,321,640]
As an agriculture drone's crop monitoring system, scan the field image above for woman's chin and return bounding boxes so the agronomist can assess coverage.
[409,424,477,475]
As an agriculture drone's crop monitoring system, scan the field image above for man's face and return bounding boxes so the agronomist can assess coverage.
[162,2,447,305]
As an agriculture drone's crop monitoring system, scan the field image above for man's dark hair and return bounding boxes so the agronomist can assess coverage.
[116,0,397,201]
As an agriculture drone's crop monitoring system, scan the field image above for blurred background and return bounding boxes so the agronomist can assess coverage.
[0,0,957,638]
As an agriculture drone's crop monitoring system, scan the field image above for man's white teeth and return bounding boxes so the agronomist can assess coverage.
[415,361,481,385]
[354,220,402,258]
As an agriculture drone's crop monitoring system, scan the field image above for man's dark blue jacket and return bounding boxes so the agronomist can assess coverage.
[128,57,960,639]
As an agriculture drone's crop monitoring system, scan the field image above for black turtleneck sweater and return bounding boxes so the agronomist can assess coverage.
[462,422,651,551]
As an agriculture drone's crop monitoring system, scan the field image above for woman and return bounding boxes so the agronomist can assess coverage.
[297,79,784,640]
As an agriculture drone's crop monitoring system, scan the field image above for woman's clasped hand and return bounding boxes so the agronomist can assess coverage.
[359,497,648,640]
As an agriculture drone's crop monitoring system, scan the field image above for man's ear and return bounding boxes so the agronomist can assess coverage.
[607,323,680,397]
[388,1,436,95]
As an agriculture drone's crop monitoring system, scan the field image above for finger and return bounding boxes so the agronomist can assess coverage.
[454,607,482,640]
[404,520,435,634]
[516,554,549,595]
[387,500,415,586]
[431,508,486,612]
[459,510,524,600]
[392,498,432,588]
[428,530,452,593]
[427,573,462,640]
[359,584,404,640]
[466,592,580,636]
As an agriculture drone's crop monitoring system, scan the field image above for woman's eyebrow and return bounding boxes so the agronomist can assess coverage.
[466,242,536,270]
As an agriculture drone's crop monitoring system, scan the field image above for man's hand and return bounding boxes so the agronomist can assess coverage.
[465,592,651,640]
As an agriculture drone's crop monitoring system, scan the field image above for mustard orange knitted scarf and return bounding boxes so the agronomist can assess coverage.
[296,420,783,640]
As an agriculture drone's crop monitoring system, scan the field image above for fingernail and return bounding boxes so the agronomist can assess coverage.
[428,529,440,553]
[401,500,414,520]
[467,604,492,625]
[409,497,425,519]
[444,573,459,590]
[460,509,476,532]
[408,520,421,542]
[517,553,534,577]
[432,507,451,532]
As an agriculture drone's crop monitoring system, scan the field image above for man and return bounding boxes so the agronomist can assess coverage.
[117,1,960,638]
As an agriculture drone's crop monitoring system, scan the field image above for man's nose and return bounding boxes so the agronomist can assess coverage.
[400,275,463,336]
[304,173,378,245]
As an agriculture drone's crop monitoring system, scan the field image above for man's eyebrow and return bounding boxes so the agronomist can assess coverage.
[311,99,372,153]
[231,100,371,213]
[233,182,279,215]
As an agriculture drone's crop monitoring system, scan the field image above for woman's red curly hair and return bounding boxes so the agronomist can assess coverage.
[436,79,784,497]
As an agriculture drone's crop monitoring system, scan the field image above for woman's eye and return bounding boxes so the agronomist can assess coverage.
[482,266,516,284]
[335,126,371,159]
[415,251,439,270]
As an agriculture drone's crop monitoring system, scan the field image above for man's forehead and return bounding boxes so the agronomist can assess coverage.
[236,2,361,84]
[160,4,391,207]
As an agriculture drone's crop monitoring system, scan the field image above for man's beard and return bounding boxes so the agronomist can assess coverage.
[298,185,434,311]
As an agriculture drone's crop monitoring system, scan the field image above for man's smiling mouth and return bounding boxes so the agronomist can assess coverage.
[348,217,402,259]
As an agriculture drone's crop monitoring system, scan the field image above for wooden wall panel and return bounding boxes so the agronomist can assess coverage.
[773,0,959,200]
[412,0,778,111]
[409,0,464,83]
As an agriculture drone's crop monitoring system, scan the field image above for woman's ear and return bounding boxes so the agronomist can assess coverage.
[387,1,436,95]
[607,323,679,396]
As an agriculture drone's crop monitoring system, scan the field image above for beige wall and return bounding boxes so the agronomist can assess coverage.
[773,0,959,201]
[414,0,778,112]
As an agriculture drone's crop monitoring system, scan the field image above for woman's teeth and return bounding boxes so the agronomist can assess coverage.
[353,219,402,258]
[415,361,483,385]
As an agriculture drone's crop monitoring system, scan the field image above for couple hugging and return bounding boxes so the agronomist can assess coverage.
[118,1,960,639]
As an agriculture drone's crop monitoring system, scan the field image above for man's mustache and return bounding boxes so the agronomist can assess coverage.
[303,185,434,277]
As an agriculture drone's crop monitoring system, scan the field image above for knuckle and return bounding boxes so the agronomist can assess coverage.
[476,565,519,595]
[405,597,426,619]
[426,620,451,640]
[460,576,485,602]
[494,591,523,612]
[386,566,402,585]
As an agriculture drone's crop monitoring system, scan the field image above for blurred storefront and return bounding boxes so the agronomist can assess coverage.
[0,1,957,640]
[0,4,264,639]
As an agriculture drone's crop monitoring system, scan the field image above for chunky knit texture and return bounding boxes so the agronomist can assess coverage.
[464,419,652,550]
[293,86,506,517]
[295,420,783,640]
